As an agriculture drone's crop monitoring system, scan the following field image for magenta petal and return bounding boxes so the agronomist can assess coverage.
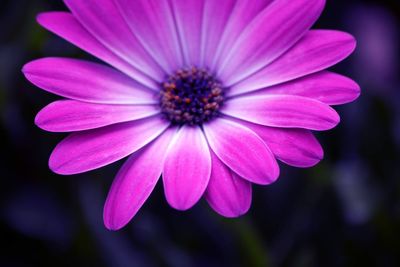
[114,0,183,73]
[205,152,252,218]
[23,58,156,104]
[36,12,157,89]
[64,0,165,81]
[204,118,279,185]
[169,0,205,66]
[199,0,236,67]
[231,30,357,94]
[163,126,211,210]
[103,129,175,231]
[239,71,361,106]
[212,0,273,70]
[222,95,340,131]
[49,116,169,175]
[219,0,325,85]
[238,120,324,168]
[35,100,159,132]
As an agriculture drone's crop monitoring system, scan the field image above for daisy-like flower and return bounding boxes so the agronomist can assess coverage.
[23,0,360,230]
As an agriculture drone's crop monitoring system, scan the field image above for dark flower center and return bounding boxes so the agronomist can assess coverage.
[159,67,225,126]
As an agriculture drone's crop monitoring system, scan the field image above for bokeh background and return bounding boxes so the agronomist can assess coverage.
[1,0,399,266]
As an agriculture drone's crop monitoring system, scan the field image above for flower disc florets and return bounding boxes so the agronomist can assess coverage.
[159,67,225,126]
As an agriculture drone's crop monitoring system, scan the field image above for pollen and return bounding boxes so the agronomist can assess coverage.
[159,67,225,126]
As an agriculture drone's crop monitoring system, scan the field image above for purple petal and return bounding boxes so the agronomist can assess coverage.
[36,12,157,89]
[212,0,273,70]
[103,129,175,231]
[35,100,160,132]
[231,30,357,95]
[199,0,236,67]
[49,116,169,175]
[114,0,183,73]
[237,71,360,105]
[222,95,340,131]
[203,118,279,185]
[64,0,165,81]
[169,0,205,66]
[23,58,156,104]
[205,152,252,218]
[219,0,326,85]
[237,120,324,168]
[163,126,211,210]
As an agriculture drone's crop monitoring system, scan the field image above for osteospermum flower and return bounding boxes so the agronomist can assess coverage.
[23,0,360,230]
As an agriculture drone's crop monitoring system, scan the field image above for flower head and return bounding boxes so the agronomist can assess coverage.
[23,0,360,230]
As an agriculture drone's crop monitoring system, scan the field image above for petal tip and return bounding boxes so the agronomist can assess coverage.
[36,12,48,25]
[104,225,120,231]
[206,188,252,218]
[217,209,250,219]
[21,61,32,76]
[103,217,125,231]
[323,106,341,130]
[34,112,44,129]
[22,58,45,76]
[225,202,251,218]
[36,11,74,33]
[48,163,69,176]
[36,12,57,28]
[348,33,357,49]
[103,208,128,231]
[344,33,357,57]
[268,163,281,185]
[34,111,56,132]
[48,152,75,176]
[332,110,341,128]
[166,197,197,211]
[317,147,325,161]
[334,31,357,57]
[261,154,281,185]
[351,80,362,100]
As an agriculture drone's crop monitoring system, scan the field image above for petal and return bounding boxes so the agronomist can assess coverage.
[231,30,357,95]
[163,126,211,210]
[203,118,279,185]
[219,0,326,85]
[49,116,169,175]
[237,120,324,168]
[212,0,273,70]
[169,0,205,66]
[64,0,165,81]
[222,95,340,131]
[205,152,252,218]
[23,58,156,104]
[103,128,175,231]
[37,12,158,89]
[199,0,236,67]
[237,71,360,106]
[35,100,160,132]
[114,0,183,73]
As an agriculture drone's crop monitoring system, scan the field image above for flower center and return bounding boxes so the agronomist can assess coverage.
[159,67,225,126]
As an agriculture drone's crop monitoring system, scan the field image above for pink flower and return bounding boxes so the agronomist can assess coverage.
[23,0,360,230]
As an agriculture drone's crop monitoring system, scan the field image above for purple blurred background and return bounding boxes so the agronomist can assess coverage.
[1,0,399,266]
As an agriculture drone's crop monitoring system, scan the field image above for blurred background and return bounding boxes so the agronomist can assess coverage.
[1,0,399,266]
